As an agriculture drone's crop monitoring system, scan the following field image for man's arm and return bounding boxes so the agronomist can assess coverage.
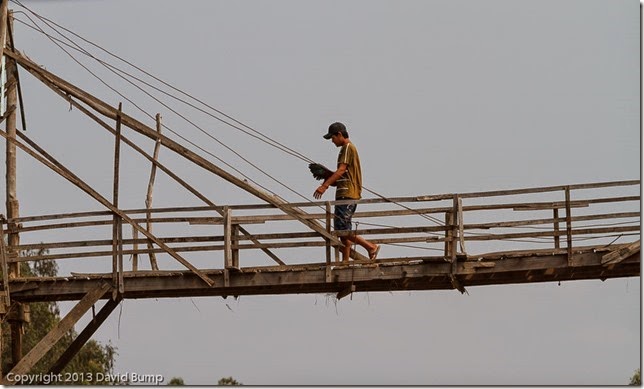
[313,163,347,199]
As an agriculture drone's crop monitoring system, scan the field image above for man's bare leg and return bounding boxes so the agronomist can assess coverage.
[341,234,380,261]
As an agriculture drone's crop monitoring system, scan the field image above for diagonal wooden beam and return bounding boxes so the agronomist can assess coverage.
[1,282,111,384]
[48,296,121,375]
[3,48,358,257]
[601,240,640,266]
[0,127,215,286]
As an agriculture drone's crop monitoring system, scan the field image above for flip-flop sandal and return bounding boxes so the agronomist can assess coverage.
[369,245,380,260]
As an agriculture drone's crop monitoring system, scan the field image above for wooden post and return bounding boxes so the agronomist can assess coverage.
[444,210,453,260]
[0,219,9,310]
[457,196,466,255]
[3,6,23,368]
[232,224,240,269]
[553,208,560,249]
[144,114,162,271]
[565,187,573,265]
[112,103,123,298]
[132,226,138,271]
[451,195,458,268]
[223,206,232,269]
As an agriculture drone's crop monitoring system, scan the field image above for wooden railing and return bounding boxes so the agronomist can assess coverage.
[1,180,640,281]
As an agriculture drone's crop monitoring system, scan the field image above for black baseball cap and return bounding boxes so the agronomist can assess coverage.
[323,122,346,139]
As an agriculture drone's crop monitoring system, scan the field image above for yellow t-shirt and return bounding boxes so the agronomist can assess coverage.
[335,142,362,200]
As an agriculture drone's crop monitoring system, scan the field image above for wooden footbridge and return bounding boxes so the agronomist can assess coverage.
[0,2,639,383]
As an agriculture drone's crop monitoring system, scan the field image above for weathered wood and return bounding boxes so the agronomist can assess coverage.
[5,244,639,303]
[49,296,121,375]
[144,113,162,271]
[112,103,122,297]
[553,208,560,249]
[0,219,10,308]
[1,282,111,384]
[223,206,232,268]
[565,187,573,264]
[132,226,138,271]
[3,11,22,368]
[601,240,640,266]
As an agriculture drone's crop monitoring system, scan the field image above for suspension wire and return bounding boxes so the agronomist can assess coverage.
[10,0,315,165]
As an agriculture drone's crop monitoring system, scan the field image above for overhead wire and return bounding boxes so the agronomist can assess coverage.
[10,2,633,252]
[12,11,302,202]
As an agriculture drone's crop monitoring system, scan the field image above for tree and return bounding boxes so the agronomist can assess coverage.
[168,377,185,385]
[629,368,640,386]
[1,250,117,384]
[218,376,242,385]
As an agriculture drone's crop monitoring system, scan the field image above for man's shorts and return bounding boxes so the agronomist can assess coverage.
[334,203,357,231]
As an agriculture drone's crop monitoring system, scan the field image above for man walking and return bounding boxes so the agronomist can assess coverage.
[313,122,380,262]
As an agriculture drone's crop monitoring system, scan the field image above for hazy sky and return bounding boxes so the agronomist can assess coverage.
[5,0,641,385]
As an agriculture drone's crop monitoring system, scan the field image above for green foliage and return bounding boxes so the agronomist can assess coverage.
[1,250,117,384]
[218,376,242,385]
[168,376,185,385]
[629,368,640,386]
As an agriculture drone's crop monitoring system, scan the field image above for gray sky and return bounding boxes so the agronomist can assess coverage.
[5,0,641,385]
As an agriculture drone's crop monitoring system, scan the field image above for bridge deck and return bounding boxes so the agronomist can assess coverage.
[8,243,639,302]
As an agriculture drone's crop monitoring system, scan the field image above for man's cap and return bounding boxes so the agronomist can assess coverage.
[323,122,346,139]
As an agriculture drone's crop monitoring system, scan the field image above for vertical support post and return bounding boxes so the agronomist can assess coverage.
[223,206,232,268]
[144,113,162,271]
[564,186,573,265]
[112,103,123,298]
[457,196,466,255]
[444,210,453,259]
[232,224,240,269]
[553,208,560,249]
[450,195,458,269]
[0,218,10,324]
[3,6,23,368]
[325,201,332,281]
[132,226,138,271]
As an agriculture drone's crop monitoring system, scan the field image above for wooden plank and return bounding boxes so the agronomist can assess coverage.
[1,282,112,384]
[601,240,640,266]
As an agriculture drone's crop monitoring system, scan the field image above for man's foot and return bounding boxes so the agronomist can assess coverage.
[369,245,380,260]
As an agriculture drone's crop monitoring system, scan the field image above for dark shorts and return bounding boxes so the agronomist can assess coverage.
[334,203,357,231]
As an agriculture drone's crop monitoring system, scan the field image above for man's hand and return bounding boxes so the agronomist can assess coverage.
[313,184,328,199]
